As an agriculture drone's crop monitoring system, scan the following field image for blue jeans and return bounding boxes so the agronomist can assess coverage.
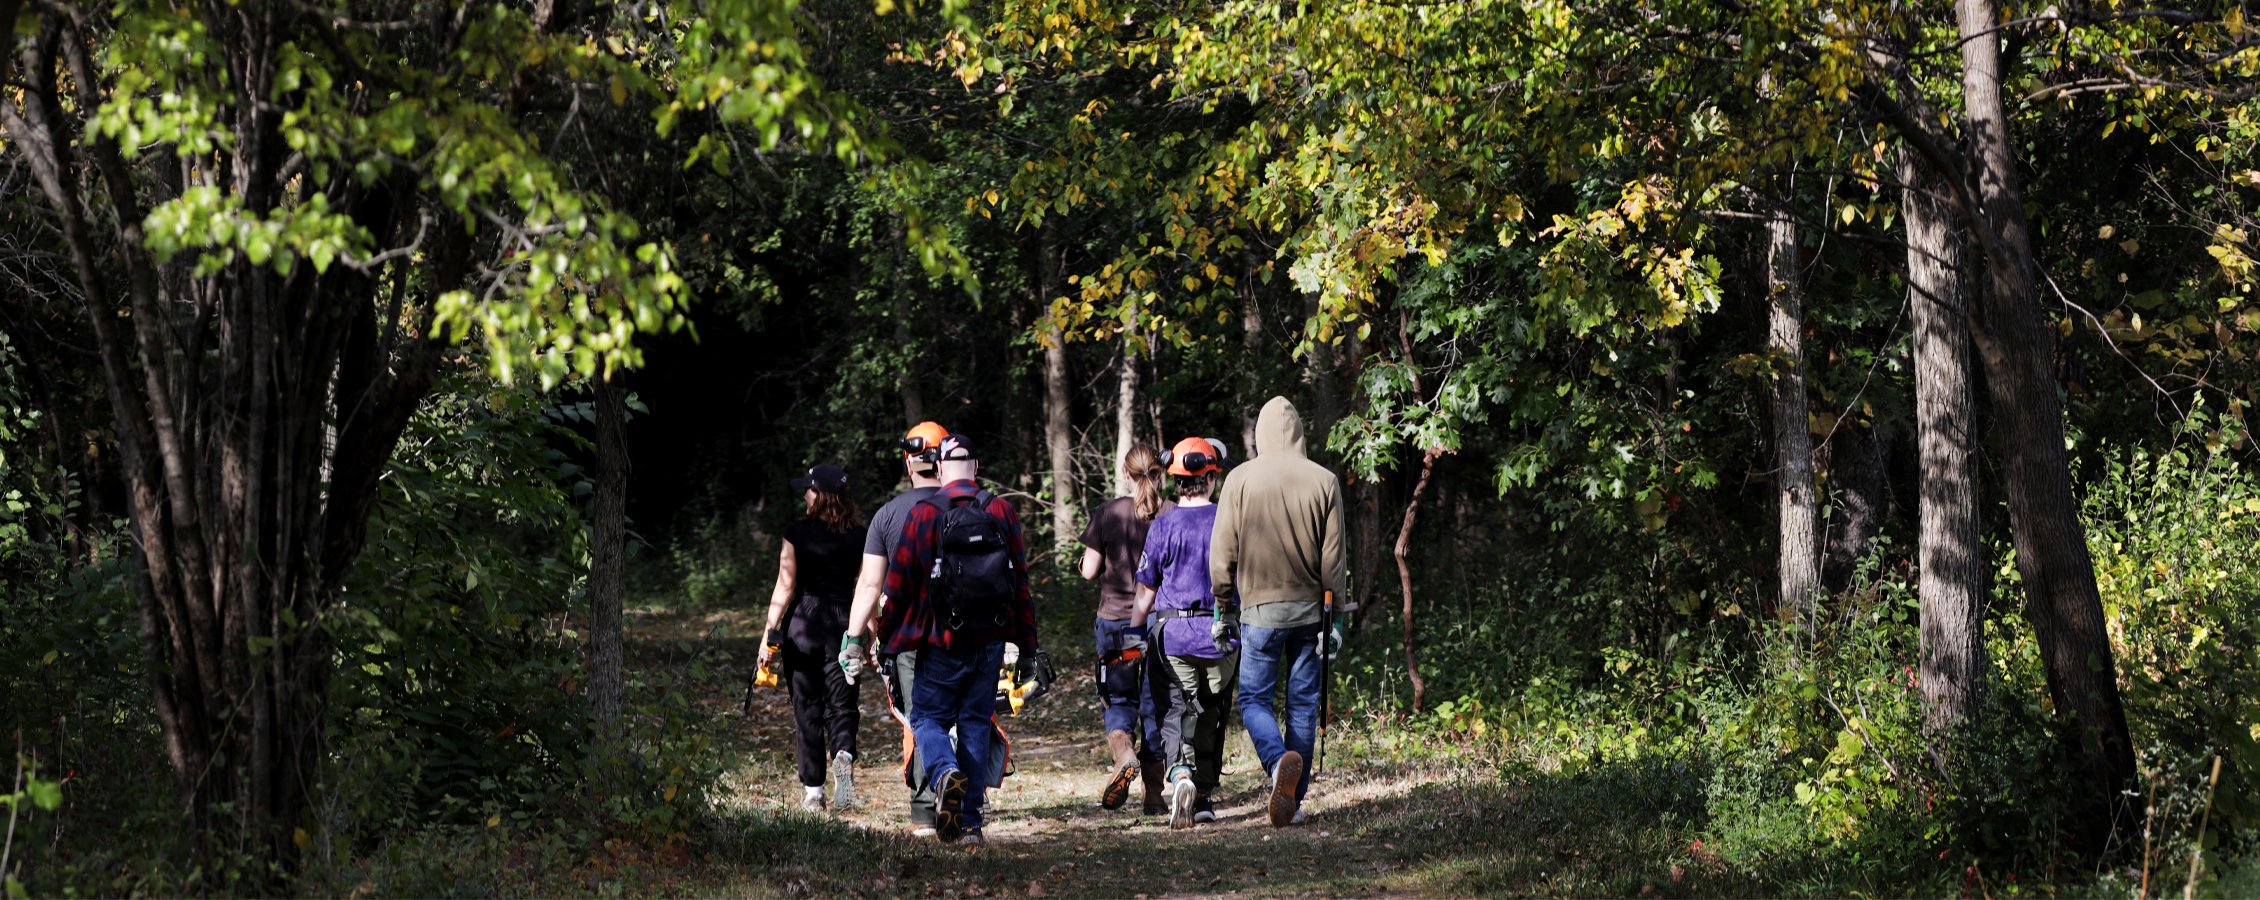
[1237,621,1322,802]
[911,642,1004,829]
[1093,617,1172,764]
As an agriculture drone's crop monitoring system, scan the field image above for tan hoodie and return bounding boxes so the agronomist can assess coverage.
[1208,396,1347,609]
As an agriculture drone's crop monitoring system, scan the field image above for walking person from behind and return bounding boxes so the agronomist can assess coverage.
[876,435,1040,844]
[1129,437,1237,829]
[1211,398,1346,827]
[1079,444,1176,813]
[756,463,869,813]
[842,421,950,835]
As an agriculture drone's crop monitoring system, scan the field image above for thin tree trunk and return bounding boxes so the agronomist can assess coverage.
[1955,0,2134,829]
[1902,145,1988,730]
[1768,199,1822,618]
[1114,297,1142,496]
[892,216,925,427]
[1240,245,1265,455]
[1041,223,1077,555]
[589,373,629,737]
[1395,449,1438,713]
[1821,421,1887,593]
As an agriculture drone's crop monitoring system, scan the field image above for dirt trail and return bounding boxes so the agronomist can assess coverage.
[632,607,1459,898]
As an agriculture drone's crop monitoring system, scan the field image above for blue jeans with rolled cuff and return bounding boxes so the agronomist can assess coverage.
[1092,617,1173,764]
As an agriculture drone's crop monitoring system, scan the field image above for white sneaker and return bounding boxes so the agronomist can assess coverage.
[911,825,938,838]
[1291,807,1309,825]
[1168,776,1196,830]
[829,750,858,810]
[800,786,827,813]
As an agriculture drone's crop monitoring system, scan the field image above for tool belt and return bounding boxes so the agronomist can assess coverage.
[1151,608,1215,621]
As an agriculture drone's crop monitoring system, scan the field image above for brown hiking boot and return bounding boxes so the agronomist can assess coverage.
[1140,760,1166,815]
[1269,751,1303,828]
[1100,730,1138,809]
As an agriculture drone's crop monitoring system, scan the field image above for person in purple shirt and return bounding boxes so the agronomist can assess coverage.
[1129,436,1238,830]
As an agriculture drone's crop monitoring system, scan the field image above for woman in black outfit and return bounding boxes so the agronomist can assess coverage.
[758,463,869,813]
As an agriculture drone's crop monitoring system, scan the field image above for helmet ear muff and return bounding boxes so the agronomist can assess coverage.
[1158,449,1175,468]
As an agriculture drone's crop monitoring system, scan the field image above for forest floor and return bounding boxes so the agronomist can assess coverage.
[585,602,1772,900]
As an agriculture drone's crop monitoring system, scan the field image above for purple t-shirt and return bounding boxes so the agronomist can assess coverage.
[1133,504,1232,659]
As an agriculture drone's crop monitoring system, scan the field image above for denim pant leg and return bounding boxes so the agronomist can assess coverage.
[911,642,1003,829]
[1238,621,1322,800]
[1094,617,1170,763]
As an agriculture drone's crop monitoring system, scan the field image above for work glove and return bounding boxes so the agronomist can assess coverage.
[1002,642,1021,670]
[1113,626,1148,663]
[1324,621,1344,660]
[838,635,868,683]
[1209,607,1239,655]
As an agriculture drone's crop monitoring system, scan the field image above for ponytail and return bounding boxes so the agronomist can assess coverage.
[1123,443,1166,521]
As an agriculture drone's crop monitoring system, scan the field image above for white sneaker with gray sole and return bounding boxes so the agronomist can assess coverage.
[829,750,858,810]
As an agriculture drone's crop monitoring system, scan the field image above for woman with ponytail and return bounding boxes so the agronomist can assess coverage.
[1077,444,1176,813]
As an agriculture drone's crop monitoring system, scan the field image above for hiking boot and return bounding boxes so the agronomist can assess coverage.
[829,750,858,810]
[800,786,827,813]
[1140,760,1167,815]
[935,768,970,843]
[1100,731,1138,809]
[1268,751,1303,828]
[1168,773,1197,830]
[1192,793,1215,824]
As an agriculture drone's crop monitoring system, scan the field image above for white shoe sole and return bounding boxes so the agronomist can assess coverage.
[1168,778,1196,830]
[829,750,858,809]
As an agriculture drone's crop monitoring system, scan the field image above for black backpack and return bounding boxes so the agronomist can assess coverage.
[921,490,1018,632]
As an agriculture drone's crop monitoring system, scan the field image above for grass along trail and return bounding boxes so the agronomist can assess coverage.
[635,600,1761,899]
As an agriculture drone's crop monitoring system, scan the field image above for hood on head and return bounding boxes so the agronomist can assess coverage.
[1255,396,1305,459]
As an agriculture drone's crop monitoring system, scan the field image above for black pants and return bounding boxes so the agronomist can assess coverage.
[785,594,859,787]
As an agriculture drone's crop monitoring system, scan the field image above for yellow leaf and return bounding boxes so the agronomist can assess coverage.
[609,75,626,106]
[294,828,311,849]
[664,783,680,802]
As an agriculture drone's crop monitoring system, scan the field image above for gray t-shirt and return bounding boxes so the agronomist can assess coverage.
[863,486,942,560]
[1240,598,1323,629]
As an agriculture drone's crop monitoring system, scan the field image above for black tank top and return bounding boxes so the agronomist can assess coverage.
[786,519,866,601]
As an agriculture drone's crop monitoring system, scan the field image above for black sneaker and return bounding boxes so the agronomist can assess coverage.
[1192,793,1215,824]
[935,768,970,843]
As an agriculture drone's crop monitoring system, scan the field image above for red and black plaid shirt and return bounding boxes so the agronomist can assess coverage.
[877,479,1038,655]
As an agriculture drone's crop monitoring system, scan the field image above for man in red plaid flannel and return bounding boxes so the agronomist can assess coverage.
[875,434,1040,844]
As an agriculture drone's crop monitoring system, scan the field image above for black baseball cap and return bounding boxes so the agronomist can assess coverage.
[937,434,978,462]
[791,463,849,493]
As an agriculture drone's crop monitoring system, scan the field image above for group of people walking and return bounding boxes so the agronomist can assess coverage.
[754,397,1347,844]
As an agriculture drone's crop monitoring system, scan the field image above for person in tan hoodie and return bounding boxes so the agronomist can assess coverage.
[1209,396,1347,827]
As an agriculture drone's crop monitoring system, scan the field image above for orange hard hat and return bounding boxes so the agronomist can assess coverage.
[1164,437,1226,477]
[901,421,951,462]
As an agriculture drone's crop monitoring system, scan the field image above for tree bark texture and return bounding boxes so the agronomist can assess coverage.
[1040,223,1078,555]
[1955,0,2134,824]
[1241,245,1265,456]
[588,373,629,735]
[892,216,926,428]
[1114,298,1142,497]
[1901,145,1989,730]
[1821,422,1887,594]
[1,7,452,873]
[1768,202,1822,618]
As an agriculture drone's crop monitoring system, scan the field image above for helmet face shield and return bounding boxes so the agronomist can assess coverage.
[902,422,950,463]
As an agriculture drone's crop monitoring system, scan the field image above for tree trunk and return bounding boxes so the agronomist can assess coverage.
[1902,144,1989,731]
[1821,421,1887,594]
[1041,223,1077,555]
[589,373,629,738]
[1395,449,1438,713]
[1768,199,1822,618]
[2,9,448,878]
[1240,245,1265,455]
[1113,298,1142,496]
[892,216,926,427]
[1955,0,2134,828]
